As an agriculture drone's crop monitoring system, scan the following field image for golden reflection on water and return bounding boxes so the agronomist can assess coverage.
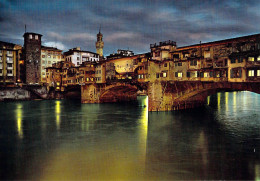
[207,96,210,105]
[16,104,23,139]
[225,92,229,112]
[217,92,221,111]
[139,96,148,171]
[38,97,149,181]
[55,101,61,130]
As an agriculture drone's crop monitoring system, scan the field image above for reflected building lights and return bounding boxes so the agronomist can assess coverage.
[225,92,229,112]
[207,96,210,105]
[55,101,61,130]
[139,96,148,172]
[217,92,221,111]
[16,104,23,139]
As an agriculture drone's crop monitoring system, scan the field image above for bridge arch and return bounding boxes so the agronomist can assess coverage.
[148,81,260,111]
[99,83,138,103]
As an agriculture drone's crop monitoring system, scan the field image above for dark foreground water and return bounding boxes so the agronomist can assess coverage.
[0,91,259,180]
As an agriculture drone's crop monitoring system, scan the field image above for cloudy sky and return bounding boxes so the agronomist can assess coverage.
[1,0,260,56]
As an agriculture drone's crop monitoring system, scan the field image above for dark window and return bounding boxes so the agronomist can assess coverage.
[231,58,236,64]
[156,73,160,78]
[164,63,167,67]
[175,72,178,77]
[187,72,190,77]
[238,57,243,63]
[178,62,182,66]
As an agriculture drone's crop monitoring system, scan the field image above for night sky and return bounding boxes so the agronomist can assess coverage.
[1,0,260,56]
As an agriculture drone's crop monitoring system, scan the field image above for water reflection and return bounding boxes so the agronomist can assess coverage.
[16,103,23,139]
[0,92,259,180]
[55,100,61,130]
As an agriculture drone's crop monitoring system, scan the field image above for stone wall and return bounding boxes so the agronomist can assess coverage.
[0,88,30,101]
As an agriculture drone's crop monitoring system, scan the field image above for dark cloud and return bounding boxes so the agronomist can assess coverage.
[0,0,260,55]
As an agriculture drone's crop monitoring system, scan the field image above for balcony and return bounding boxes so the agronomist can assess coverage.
[7,66,13,70]
[7,73,13,76]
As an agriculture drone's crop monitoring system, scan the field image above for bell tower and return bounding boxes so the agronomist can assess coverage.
[96,27,104,57]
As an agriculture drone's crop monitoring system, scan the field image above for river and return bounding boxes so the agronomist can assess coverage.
[0,91,259,180]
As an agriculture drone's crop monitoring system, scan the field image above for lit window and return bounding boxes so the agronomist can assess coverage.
[29,34,32,39]
[257,56,260,61]
[204,72,209,78]
[248,70,254,77]
[178,72,182,77]
[248,57,254,61]
[35,35,38,40]
[163,72,167,77]
[204,52,211,58]
[257,70,260,76]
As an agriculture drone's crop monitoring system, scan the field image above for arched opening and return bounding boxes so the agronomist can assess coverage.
[99,85,138,103]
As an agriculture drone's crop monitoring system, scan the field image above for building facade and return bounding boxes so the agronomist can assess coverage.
[41,46,63,83]
[64,47,99,67]
[0,41,22,86]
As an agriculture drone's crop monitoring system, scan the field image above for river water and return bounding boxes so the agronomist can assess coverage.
[0,91,259,180]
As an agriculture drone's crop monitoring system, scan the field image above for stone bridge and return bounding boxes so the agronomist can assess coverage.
[81,81,260,111]
[147,81,260,111]
[81,82,139,104]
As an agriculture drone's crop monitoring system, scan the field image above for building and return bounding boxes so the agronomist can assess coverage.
[41,46,63,83]
[46,61,64,91]
[64,47,99,67]
[0,41,22,86]
[150,40,176,61]
[96,29,104,57]
[107,49,134,60]
[23,32,42,84]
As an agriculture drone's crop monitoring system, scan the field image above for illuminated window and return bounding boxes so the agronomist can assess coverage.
[257,56,260,61]
[35,35,38,40]
[204,52,211,58]
[248,70,254,77]
[257,70,260,76]
[177,72,182,77]
[248,57,254,61]
[48,55,51,58]
[204,72,209,78]
[163,72,167,77]
[29,34,32,39]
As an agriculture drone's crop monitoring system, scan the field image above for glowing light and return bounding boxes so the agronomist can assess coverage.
[55,101,61,130]
[139,96,148,173]
[217,92,221,111]
[207,96,210,105]
[225,92,229,112]
[16,104,23,139]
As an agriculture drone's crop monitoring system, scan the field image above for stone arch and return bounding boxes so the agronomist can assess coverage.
[99,83,138,103]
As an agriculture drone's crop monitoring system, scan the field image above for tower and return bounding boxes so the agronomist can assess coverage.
[96,28,104,57]
[23,32,42,84]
